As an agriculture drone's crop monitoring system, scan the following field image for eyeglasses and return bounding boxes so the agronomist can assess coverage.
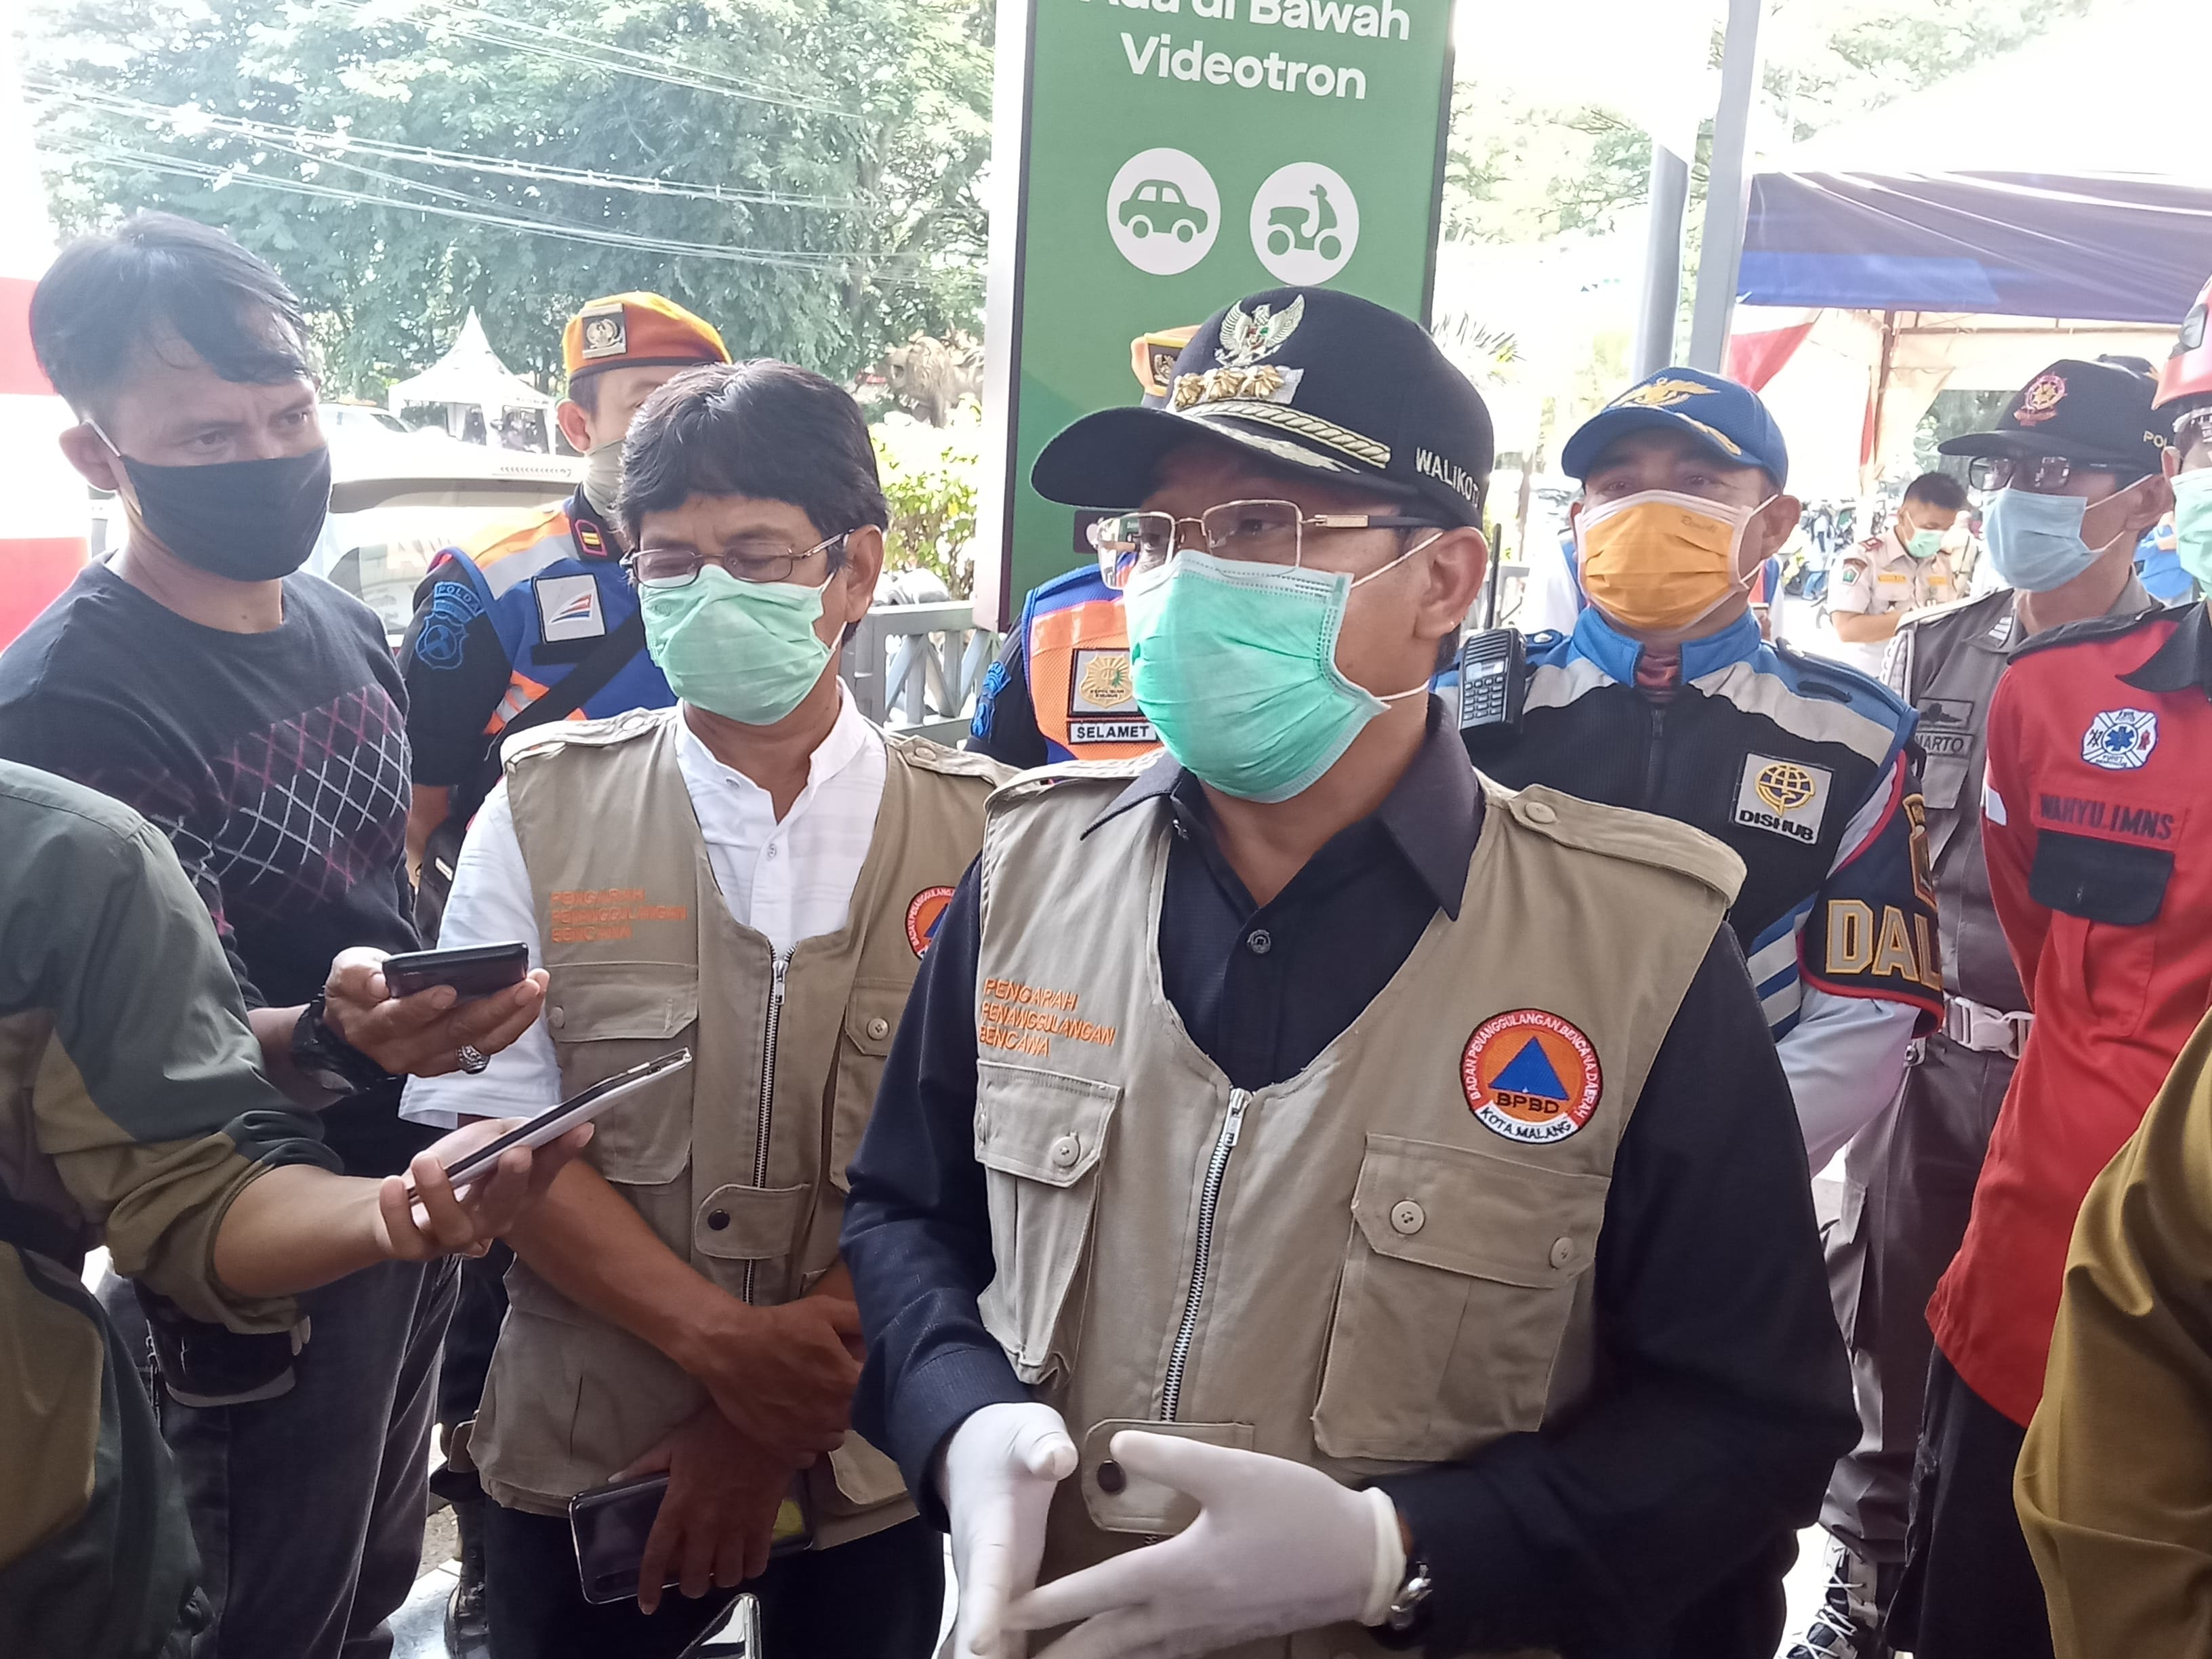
[626,531,850,589]
[1967,455,2081,493]
[1088,499,1444,590]
[2174,407,2212,455]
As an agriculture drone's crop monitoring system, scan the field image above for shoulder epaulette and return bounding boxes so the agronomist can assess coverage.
[463,501,571,564]
[987,756,1153,813]
[1492,781,1746,907]
[886,731,1014,785]
[1769,638,1914,723]
[1895,588,2001,632]
[2010,600,2191,662]
[500,706,666,768]
[1029,564,1112,605]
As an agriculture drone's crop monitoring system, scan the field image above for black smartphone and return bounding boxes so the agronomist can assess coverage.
[569,1470,813,1605]
[382,941,531,1000]
[405,1048,693,1200]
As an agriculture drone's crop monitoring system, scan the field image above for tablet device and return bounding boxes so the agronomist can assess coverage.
[406,1048,692,1200]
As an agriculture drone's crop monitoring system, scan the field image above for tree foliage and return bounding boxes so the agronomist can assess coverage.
[27,0,993,396]
[1441,0,2098,250]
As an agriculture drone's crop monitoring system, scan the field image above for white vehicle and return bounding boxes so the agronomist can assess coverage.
[312,423,579,640]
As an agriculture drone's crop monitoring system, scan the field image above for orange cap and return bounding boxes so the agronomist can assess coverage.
[2155,275,2212,411]
[562,292,729,382]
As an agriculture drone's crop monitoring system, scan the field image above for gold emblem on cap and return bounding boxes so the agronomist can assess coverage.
[1171,363,1289,410]
[1611,376,1715,410]
[2013,371,2066,427]
[1216,295,1305,369]
[1676,416,1744,458]
[578,303,628,361]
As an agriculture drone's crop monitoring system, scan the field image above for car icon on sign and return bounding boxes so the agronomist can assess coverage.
[1118,180,1209,243]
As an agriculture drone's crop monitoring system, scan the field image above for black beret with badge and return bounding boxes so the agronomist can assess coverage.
[1938,357,2171,480]
[1033,287,1496,528]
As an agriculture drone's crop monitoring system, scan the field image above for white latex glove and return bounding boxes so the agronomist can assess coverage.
[1005,1431,1405,1659]
[940,1401,1079,1659]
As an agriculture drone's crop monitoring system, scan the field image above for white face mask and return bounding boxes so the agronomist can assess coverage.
[581,440,624,521]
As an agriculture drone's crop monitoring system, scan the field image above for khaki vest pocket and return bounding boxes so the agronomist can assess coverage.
[972,1061,1121,1386]
[1077,1418,1252,1534]
[546,960,699,1185]
[1312,1135,1609,1464]
[821,1429,909,1515]
[827,980,914,1193]
[693,1182,811,1262]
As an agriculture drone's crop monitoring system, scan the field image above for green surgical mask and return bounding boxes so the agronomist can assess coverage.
[1906,528,1944,559]
[2176,471,2212,592]
[640,565,834,726]
[1124,546,1429,803]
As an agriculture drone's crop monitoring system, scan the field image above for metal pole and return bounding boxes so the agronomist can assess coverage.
[1687,0,1767,372]
[1632,145,1691,380]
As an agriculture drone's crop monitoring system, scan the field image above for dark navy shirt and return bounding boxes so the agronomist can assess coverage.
[842,705,1856,1658]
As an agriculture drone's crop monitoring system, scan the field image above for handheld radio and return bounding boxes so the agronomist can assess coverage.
[1455,628,1527,747]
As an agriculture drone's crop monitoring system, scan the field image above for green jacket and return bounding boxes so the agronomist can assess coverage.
[2020,1006,2212,1657]
[0,761,335,1659]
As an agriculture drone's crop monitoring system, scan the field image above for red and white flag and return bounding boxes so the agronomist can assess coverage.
[0,30,87,648]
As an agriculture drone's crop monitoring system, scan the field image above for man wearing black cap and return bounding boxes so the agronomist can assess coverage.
[1784,363,2159,1659]
[840,289,1853,1659]
[1882,360,2177,1659]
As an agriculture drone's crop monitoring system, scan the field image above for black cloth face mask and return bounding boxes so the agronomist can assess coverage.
[98,431,333,582]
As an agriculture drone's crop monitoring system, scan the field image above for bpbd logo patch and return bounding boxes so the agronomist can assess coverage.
[1461,1010,1601,1145]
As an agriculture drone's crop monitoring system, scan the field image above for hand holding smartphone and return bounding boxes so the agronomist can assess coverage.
[380,941,531,1000]
[569,1471,813,1606]
[403,1048,692,1205]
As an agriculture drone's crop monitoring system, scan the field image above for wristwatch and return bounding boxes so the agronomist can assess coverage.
[1373,1551,1435,1650]
[290,992,396,1097]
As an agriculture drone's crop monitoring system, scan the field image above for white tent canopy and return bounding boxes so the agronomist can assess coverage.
[386,311,553,418]
[1742,308,2175,504]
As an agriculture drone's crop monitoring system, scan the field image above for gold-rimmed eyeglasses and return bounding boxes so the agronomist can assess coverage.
[1087,498,1445,590]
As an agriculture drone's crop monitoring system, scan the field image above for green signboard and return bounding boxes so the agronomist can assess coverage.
[976,0,1458,626]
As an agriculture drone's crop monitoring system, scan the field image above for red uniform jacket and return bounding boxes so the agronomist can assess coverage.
[1929,602,2212,1426]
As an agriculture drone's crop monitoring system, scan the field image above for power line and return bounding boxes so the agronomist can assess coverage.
[397,1,863,120]
[23,77,863,209]
[407,0,859,118]
[43,136,928,279]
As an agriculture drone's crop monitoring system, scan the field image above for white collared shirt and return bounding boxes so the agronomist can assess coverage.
[402,687,887,1128]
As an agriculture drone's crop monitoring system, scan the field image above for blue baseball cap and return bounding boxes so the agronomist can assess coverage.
[1561,367,1789,487]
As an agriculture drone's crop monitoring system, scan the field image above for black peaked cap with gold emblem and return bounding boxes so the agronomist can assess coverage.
[1031,287,1495,528]
[1938,357,2169,480]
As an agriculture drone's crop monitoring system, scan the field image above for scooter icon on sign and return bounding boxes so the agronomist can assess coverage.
[1265,184,1343,262]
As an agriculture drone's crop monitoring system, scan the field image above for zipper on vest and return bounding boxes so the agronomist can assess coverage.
[1159,1088,1250,1423]
[741,951,792,1306]
[1642,699,1666,810]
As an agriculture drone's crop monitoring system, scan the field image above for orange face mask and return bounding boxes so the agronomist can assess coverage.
[1576,489,1776,635]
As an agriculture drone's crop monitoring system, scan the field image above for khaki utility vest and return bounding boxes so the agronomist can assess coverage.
[473,706,1004,1540]
[974,764,1742,1659]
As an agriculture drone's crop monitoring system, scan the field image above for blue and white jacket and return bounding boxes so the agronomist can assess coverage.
[1473,607,1940,1168]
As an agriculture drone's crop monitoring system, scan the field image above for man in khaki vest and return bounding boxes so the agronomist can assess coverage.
[403,361,1005,1658]
[844,287,1857,1659]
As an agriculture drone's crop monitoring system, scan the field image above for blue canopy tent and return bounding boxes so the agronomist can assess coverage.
[1738,1,2212,323]
[1742,171,2212,326]
[1721,0,2212,496]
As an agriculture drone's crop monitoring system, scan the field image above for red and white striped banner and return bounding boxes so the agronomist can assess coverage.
[0,30,89,648]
